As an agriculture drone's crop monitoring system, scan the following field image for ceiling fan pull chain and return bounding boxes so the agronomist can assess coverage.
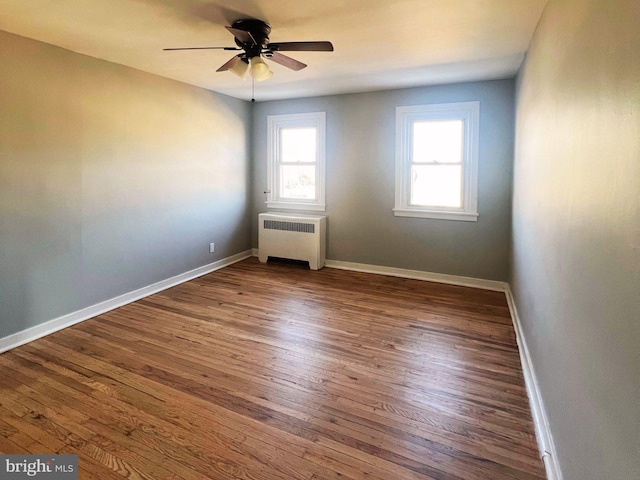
[252,77,256,103]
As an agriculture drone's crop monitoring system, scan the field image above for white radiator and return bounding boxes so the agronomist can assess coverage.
[258,213,326,270]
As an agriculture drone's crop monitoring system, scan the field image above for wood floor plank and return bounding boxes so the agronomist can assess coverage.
[0,258,546,479]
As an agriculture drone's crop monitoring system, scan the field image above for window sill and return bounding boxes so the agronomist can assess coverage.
[393,208,478,222]
[267,201,326,212]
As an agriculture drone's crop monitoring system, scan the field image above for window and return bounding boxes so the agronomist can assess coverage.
[394,102,479,221]
[267,112,326,211]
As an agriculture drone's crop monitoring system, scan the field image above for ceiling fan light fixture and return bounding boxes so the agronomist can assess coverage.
[229,58,249,79]
[249,56,273,82]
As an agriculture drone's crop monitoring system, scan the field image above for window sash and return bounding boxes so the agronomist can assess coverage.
[267,112,326,211]
[276,128,318,201]
[394,102,479,221]
[409,163,463,208]
[278,164,317,201]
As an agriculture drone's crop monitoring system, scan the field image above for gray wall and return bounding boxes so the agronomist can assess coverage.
[252,80,515,281]
[0,30,252,338]
[511,0,640,478]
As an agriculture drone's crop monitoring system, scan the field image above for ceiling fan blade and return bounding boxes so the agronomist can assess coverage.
[163,46,240,51]
[225,26,257,45]
[268,52,307,71]
[216,55,242,72]
[268,41,334,52]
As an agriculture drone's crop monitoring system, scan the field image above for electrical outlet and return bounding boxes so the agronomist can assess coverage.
[209,243,215,253]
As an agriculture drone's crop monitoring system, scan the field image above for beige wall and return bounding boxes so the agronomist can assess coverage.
[0,31,252,337]
[511,0,640,478]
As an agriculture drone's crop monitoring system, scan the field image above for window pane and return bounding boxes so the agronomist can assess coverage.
[280,165,316,199]
[411,165,462,207]
[413,120,463,164]
[281,128,316,163]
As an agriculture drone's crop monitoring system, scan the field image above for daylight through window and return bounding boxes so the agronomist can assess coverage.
[267,112,326,211]
[394,102,479,221]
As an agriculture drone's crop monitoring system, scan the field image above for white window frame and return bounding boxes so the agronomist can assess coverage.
[267,112,326,212]
[394,101,480,221]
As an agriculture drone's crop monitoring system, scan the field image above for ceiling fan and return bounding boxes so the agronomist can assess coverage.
[164,19,334,82]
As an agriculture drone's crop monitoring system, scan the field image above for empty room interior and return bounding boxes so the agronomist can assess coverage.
[0,1,638,479]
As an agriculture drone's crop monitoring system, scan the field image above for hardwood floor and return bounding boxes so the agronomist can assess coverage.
[0,257,545,479]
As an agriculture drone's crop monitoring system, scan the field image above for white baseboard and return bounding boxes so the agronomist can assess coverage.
[505,286,563,480]
[0,250,253,354]
[252,249,506,292]
[324,259,508,292]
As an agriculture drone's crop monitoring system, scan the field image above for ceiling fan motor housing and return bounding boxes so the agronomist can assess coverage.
[232,19,271,57]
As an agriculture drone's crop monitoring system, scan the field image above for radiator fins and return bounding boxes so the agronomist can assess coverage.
[263,220,315,234]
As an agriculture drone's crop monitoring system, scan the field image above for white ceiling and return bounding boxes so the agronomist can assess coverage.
[0,0,548,101]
